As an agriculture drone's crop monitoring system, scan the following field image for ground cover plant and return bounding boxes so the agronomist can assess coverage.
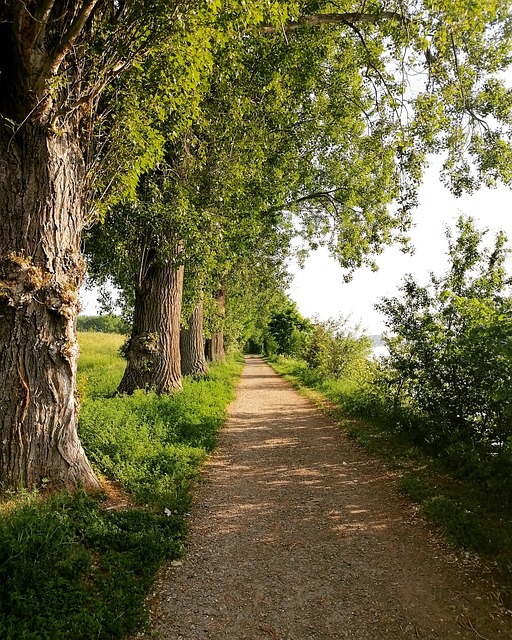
[0,332,243,640]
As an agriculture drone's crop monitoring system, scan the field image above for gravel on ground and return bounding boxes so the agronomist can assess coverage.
[135,356,511,640]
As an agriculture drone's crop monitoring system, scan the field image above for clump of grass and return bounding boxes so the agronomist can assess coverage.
[0,334,243,639]
[0,490,184,640]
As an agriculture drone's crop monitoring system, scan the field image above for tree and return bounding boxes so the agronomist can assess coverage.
[181,292,209,377]
[267,306,312,357]
[0,0,291,488]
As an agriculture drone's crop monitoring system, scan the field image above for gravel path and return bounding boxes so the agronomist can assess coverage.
[136,356,511,639]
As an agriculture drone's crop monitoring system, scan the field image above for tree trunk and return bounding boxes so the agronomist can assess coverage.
[0,122,100,491]
[205,283,227,363]
[181,294,209,377]
[118,254,184,394]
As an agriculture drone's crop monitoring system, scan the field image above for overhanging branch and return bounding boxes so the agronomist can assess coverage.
[261,11,406,34]
[263,187,348,216]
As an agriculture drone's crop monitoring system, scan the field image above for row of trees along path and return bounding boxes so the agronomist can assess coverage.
[135,357,511,640]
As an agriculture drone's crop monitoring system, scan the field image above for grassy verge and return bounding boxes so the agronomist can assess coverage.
[0,333,243,640]
[270,356,512,607]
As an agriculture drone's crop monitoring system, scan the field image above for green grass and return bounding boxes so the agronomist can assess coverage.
[77,331,126,398]
[0,333,243,640]
[270,355,512,606]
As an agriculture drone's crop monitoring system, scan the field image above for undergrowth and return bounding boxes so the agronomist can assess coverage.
[270,355,512,606]
[0,332,243,640]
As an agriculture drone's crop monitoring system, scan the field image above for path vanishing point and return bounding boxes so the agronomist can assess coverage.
[135,356,511,640]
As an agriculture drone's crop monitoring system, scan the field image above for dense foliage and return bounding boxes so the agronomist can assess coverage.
[377,216,512,498]
[264,305,312,357]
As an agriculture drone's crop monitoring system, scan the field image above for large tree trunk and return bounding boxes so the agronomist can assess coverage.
[205,282,227,363]
[118,255,184,394]
[0,122,100,491]
[181,294,209,377]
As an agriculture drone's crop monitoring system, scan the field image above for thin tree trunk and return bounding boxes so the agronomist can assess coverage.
[181,293,209,377]
[0,123,100,491]
[205,282,227,363]
[118,252,184,394]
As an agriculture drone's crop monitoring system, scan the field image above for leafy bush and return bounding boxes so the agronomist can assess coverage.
[377,215,512,501]
[302,316,373,383]
[265,306,312,357]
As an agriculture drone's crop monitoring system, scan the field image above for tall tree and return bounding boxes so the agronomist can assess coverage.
[0,0,290,488]
[181,290,209,377]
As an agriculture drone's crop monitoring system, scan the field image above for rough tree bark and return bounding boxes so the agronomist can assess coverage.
[0,123,100,491]
[181,293,209,378]
[0,1,103,490]
[118,251,184,394]
[205,282,227,363]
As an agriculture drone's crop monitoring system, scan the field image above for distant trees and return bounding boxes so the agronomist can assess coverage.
[77,315,127,335]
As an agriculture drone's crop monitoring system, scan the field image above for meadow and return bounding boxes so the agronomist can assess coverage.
[0,332,243,640]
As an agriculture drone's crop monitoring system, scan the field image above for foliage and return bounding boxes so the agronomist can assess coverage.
[77,315,128,334]
[0,334,243,639]
[265,304,312,357]
[78,365,241,511]
[302,316,373,382]
[223,260,292,354]
[376,215,512,498]
[87,0,512,337]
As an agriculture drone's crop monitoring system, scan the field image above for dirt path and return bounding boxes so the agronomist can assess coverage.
[137,356,511,639]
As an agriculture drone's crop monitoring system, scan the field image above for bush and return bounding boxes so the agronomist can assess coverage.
[377,216,512,503]
[302,316,373,383]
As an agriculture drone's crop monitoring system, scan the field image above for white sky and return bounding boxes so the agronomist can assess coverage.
[287,157,512,335]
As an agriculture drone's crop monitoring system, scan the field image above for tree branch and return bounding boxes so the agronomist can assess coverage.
[263,187,348,215]
[36,0,57,24]
[261,11,406,33]
[36,0,102,90]
[450,32,490,131]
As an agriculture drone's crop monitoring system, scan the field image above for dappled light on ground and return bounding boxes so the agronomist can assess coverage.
[136,357,510,640]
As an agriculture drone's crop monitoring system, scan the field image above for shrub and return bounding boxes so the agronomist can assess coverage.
[377,215,512,503]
